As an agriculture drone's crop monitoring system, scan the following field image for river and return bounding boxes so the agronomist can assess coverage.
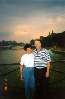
[0,49,65,87]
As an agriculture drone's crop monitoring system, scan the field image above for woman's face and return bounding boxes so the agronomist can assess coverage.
[26,48,32,54]
[34,40,41,50]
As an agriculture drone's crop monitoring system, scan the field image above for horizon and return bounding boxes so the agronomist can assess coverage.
[0,30,65,43]
[0,0,65,42]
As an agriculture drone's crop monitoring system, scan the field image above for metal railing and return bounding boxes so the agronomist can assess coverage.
[0,61,65,87]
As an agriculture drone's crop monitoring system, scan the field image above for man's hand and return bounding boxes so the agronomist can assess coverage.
[45,71,49,78]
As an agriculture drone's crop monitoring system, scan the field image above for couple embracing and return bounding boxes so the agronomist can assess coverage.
[19,39,51,99]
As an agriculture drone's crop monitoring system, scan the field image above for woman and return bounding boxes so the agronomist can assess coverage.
[19,43,35,99]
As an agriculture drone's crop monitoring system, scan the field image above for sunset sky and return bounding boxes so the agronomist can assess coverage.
[0,0,65,42]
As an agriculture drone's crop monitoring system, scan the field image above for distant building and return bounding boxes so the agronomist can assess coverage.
[40,36,44,40]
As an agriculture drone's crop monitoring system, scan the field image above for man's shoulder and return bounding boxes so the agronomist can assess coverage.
[33,49,37,53]
[41,48,49,54]
[41,48,47,51]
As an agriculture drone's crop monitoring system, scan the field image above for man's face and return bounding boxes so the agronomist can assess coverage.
[26,48,32,54]
[34,41,41,50]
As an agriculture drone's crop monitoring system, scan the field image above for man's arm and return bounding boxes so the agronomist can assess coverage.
[46,62,51,78]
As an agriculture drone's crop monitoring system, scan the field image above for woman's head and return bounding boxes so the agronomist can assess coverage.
[24,43,33,53]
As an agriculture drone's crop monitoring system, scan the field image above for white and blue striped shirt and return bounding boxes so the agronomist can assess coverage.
[33,48,51,68]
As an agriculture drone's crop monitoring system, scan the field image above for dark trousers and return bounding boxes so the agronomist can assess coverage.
[34,67,48,99]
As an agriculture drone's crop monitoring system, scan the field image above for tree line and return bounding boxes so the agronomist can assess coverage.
[30,30,65,48]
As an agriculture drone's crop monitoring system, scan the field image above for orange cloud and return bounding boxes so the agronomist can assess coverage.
[8,14,65,42]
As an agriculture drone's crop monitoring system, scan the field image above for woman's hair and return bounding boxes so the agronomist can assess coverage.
[34,39,43,48]
[24,43,32,51]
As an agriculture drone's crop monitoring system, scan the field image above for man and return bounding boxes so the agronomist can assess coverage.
[33,39,51,99]
[19,43,35,99]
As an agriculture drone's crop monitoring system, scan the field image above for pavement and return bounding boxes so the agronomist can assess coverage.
[0,86,65,99]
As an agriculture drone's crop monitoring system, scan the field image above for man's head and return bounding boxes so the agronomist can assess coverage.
[34,39,43,50]
[24,43,33,54]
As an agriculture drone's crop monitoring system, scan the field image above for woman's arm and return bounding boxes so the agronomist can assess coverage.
[19,64,24,80]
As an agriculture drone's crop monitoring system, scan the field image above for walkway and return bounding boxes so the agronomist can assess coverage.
[0,86,65,99]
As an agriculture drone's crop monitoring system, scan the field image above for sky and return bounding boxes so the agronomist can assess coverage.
[0,0,65,42]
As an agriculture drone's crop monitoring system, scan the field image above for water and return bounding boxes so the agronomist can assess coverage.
[0,49,25,64]
[0,49,25,86]
[0,49,65,87]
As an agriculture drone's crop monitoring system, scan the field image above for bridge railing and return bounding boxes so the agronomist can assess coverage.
[0,61,65,87]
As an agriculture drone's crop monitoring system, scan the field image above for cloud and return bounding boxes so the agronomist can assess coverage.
[0,0,65,42]
[0,0,65,19]
[0,32,13,41]
[0,32,12,36]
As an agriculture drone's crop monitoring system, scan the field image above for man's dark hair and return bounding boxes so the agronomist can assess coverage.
[34,39,43,48]
[24,43,32,51]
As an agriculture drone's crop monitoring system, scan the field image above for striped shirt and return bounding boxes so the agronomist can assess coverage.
[33,48,51,68]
